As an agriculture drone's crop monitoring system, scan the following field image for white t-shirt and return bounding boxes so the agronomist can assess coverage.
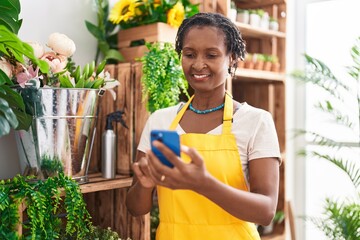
[137,102,281,185]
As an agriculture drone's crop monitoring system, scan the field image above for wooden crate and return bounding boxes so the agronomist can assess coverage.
[118,22,178,62]
[118,22,178,48]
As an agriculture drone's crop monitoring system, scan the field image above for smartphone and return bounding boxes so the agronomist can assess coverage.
[150,130,180,168]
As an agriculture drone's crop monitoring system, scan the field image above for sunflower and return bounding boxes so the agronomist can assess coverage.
[166,1,185,28]
[109,0,141,24]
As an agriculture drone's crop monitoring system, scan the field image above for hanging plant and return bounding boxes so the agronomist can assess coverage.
[139,41,189,113]
[0,173,92,239]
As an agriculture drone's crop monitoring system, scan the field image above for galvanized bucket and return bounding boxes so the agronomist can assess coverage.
[15,88,104,183]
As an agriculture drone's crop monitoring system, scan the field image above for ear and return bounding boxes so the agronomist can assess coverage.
[229,54,237,67]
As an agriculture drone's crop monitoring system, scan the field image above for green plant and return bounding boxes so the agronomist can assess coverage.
[0,173,92,239]
[273,210,285,224]
[269,16,278,23]
[292,37,360,240]
[139,42,189,113]
[150,205,159,240]
[85,0,124,64]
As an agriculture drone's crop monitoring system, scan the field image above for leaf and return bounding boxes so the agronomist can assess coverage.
[0,98,18,128]
[95,59,106,75]
[0,115,11,138]
[85,20,104,41]
[59,75,74,88]
[75,76,85,88]
[105,49,124,61]
[91,79,104,89]
[0,69,13,85]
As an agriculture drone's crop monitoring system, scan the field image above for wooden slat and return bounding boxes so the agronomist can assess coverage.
[233,68,285,82]
[80,174,132,194]
[115,63,133,175]
[235,22,286,39]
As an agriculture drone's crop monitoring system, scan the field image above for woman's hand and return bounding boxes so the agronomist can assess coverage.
[132,156,157,189]
[146,140,209,191]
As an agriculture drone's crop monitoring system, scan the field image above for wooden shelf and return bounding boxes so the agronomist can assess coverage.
[235,22,286,39]
[79,173,132,194]
[234,68,285,82]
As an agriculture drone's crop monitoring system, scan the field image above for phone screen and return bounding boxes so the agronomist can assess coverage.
[150,130,180,168]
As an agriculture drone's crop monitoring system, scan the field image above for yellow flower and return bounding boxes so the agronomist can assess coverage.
[109,0,141,24]
[167,1,185,28]
[153,0,161,8]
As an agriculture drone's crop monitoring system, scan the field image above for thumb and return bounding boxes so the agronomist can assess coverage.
[181,145,203,166]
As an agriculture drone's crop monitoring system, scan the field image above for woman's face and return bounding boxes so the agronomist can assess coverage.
[181,26,231,93]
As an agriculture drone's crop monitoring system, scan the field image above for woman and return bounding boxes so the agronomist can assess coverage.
[126,12,281,239]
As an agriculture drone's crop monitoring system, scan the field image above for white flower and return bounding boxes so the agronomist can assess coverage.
[0,57,13,78]
[47,32,76,57]
[27,42,45,58]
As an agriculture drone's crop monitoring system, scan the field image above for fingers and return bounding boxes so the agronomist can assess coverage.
[151,140,181,168]
[181,145,203,166]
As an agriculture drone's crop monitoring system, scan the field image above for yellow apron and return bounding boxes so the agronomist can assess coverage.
[156,93,260,240]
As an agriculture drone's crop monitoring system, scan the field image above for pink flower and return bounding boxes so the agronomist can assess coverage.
[47,33,76,57]
[16,65,40,88]
[41,52,68,73]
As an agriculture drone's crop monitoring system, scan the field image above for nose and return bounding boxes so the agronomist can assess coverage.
[192,60,207,71]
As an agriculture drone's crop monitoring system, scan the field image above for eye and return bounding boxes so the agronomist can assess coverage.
[183,53,195,58]
[207,53,218,59]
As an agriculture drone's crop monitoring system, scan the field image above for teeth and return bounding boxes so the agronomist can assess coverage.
[194,74,208,78]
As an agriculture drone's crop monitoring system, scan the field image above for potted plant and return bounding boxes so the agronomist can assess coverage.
[253,53,265,70]
[270,55,280,72]
[228,1,237,22]
[291,38,360,240]
[244,53,254,69]
[236,9,250,24]
[0,0,119,181]
[263,54,272,71]
[249,9,261,28]
[138,41,189,113]
[259,11,270,29]
[269,17,279,31]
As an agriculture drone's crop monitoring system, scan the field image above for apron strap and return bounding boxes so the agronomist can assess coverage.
[169,95,194,130]
[222,92,233,134]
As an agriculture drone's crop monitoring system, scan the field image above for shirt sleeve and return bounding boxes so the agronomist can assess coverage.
[248,111,282,163]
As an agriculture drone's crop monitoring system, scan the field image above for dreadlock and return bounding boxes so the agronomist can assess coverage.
[175,12,246,73]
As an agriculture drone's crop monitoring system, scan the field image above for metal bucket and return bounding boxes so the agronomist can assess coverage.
[15,88,103,183]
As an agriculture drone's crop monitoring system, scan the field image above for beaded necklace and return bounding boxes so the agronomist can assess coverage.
[189,102,224,114]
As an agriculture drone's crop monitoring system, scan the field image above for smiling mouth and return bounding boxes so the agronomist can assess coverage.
[193,74,210,79]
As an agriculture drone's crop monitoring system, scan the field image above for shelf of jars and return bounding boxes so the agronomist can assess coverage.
[235,21,286,39]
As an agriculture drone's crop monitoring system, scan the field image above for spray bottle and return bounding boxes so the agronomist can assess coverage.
[102,110,128,179]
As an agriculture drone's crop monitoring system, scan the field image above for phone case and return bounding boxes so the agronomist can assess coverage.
[150,130,180,168]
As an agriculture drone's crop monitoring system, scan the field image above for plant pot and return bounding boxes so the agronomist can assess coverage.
[269,21,279,31]
[15,88,103,183]
[271,62,280,72]
[249,13,261,28]
[228,8,237,22]
[254,61,264,70]
[263,62,272,71]
[237,12,249,24]
[118,22,178,49]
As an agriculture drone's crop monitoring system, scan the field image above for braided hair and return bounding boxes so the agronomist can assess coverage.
[175,12,246,74]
